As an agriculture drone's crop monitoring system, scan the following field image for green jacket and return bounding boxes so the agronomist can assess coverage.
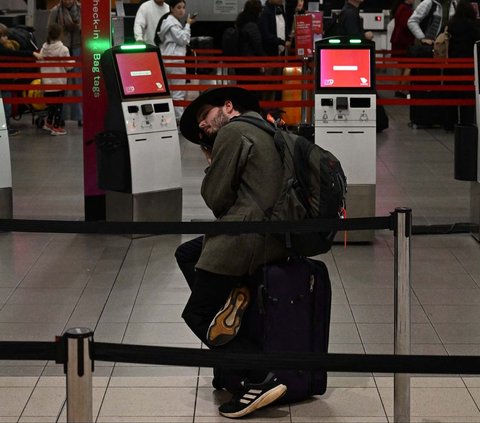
[196,111,289,276]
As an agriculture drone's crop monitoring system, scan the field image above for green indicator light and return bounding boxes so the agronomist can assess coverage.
[350,39,362,43]
[328,39,341,44]
[120,44,147,50]
[86,38,111,52]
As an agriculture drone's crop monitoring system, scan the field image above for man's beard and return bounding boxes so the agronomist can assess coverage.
[206,109,230,141]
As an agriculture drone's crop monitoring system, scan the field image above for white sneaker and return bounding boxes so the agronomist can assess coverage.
[50,126,67,136]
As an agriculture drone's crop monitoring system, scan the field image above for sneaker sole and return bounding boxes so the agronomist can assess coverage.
[219,384,287,418]
[207,287,250,346]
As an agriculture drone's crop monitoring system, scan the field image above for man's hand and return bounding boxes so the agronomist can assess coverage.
[201,145,212,165]
[364,31,374,40]
[421,38,434,45]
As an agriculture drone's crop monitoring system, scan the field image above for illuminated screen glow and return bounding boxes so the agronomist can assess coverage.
[320,49,371,89]
[115,52,167,96]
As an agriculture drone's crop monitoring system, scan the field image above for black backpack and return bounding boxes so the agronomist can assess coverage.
[221,25,240,56]
[233,116,347,256]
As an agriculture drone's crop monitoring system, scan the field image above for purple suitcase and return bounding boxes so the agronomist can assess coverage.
[245,257,332,403]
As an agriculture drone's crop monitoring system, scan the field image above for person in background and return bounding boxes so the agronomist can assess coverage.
[0,23,42,137]
[390,0,415,97]
[259,0,291,101]
[235,0,266,79]
[445,0,480,126]
[157,0,196,122]
[48,0,82,126]
[133,0,170,46]
[407,0,457,47]
[338,0,374,40]
[259,0,291,56]
[286,0,307,34]
[285,0,307,45]
[40,23,73,136]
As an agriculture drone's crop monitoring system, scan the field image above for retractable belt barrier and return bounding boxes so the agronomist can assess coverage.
[0,208,472,423]
[2,339,480,376]
[0,56,82,105]
[0,51,474,108]
[0,215,393,234]
[0,209,475,380]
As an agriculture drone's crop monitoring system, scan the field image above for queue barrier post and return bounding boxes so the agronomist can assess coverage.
[393,208,412,423]
[301,57,310,125]
[64,327,94,423]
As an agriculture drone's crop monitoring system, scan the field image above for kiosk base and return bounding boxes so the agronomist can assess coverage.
[0,187,12,219]
[336,184,375,243]
[106,188,182,224]
[471,182,480,242]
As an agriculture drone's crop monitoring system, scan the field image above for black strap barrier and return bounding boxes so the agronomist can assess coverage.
[2,340,480,375]
[412,223,479,235]
[0,341,58,361]
[0,216,394,235]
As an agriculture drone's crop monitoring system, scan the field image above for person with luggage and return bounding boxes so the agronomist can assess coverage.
[40,23,72,136]
[176,86,290,418]
[156,0,197,122]
[133,0,170,46]
[407,0,457,49]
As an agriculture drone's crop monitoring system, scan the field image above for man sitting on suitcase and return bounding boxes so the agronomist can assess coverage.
[176,87,290,418]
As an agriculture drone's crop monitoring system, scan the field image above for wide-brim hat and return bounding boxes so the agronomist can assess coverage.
[179,87,260,146]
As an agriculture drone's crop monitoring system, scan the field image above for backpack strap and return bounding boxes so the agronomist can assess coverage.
[231,114,297,251]
[230,115,287,158]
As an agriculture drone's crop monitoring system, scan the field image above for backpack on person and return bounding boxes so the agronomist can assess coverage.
[221,25,240,55]
[233,115,347,256]
[433,26,449,58]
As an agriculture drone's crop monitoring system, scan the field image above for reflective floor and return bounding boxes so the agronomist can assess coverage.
[1,106,480,422]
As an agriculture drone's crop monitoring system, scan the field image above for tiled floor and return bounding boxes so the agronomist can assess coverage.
[1,105,480,422]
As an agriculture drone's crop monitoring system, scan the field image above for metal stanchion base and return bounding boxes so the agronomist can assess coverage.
[471,181,480,242]
[0,187,13,219]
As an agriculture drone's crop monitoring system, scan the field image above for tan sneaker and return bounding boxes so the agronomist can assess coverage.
[207,285,250,346]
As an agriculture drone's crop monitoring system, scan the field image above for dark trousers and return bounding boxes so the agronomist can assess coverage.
[44,91,65,127]
[174,237,268,389]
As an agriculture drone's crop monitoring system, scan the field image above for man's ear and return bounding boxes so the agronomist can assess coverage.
[223,100,235,114]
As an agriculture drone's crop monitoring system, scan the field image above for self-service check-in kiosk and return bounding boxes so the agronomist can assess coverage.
[99,44,182,222]
[314,37,376,241]
[0,97,12,219]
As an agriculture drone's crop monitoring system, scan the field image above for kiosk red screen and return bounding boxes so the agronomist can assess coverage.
[320,49,371,88]
[115,52,167,96]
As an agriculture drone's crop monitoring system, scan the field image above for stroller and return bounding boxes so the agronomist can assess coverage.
[8,25,49,127]
[11,78,48,128]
